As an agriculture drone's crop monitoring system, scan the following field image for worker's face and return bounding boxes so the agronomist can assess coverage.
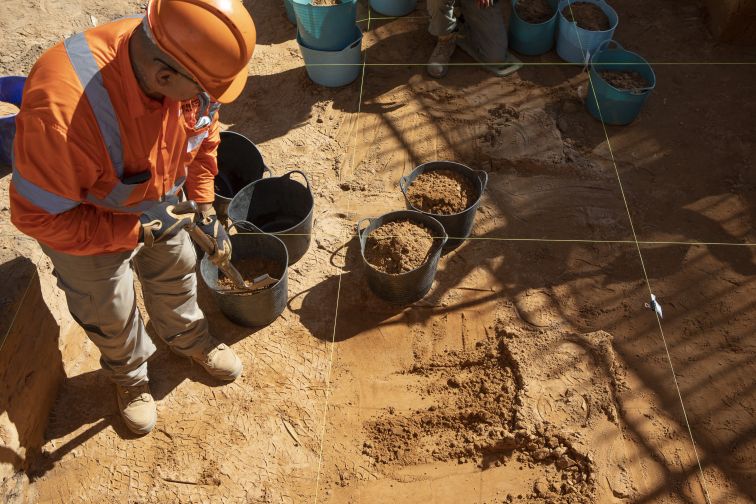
[148,58,204,102]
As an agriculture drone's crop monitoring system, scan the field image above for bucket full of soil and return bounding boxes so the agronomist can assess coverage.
[369,0,416,17]
[587,40,656,125]
[0,76,26,166]
[214,131,271,221]
[292,0,358,51]
[227,169,314,266]
[357,211,448,304]
[200,231,289,327]
[399,161,488,250]
[509,0,558,56]
[556,0,618,63]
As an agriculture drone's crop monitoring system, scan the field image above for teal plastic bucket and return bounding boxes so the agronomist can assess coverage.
[292,0,357,51]
[0,76,26,166]
[556,0,617,63]
[509,0,558,56]
[297,27,362,87]
[370,0,416,17]
[586,41,656,125]
[284,0,296,24]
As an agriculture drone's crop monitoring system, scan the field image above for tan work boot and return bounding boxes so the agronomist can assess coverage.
[191,337,243,381]
[427,34,457,78]
[115,383,156,435]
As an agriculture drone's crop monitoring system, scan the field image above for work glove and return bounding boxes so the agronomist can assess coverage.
[139,198,196,247]
[196,207,232,266]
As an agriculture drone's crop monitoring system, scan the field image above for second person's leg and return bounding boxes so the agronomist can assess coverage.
[427,0,459,78]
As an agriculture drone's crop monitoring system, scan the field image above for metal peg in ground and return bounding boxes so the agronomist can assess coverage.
[356,210,448,305]
[399,161,488,250]
[200,229,289,327]
[214,131,272,221]
[227,169,314,266]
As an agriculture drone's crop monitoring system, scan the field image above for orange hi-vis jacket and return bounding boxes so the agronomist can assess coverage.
[10,16,220,256]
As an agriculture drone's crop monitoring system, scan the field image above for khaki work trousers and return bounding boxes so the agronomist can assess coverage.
[42,230,211,386]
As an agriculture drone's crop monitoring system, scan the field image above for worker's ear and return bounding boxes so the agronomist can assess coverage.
[154,65,176,89]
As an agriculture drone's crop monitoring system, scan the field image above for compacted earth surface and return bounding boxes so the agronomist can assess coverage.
[1,0,755,503]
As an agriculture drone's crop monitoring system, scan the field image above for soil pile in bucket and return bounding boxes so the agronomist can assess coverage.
[217,257,280,290]
[407,169,477,215]
[0,101,19,116]
[365,220,434,274]
[311,0,340,5]
[516,0,555,24]
[562,2,610,30]
[600,70,650,91]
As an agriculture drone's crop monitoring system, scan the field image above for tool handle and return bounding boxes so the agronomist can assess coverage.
[173,200,198,215]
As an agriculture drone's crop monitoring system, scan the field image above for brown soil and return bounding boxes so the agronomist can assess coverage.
[364,219,434,274]
[516,0,555,24]
[3,1,756,503]
[311,0,340,5]
[600,70,650,90]
[562,2,610,31]
[216,257,280,290]
[0,101,19,116]
[406,169,477,215]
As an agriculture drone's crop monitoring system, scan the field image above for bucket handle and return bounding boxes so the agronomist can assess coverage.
[355,217,372,243]
[283,169,311,191]
[229,220,264,235]
[596,39,623,54]
[475,170,489,191]
[262,166,274,178]
[398,175,411,195]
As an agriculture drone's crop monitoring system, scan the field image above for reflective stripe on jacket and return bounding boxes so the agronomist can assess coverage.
[10,17,220,255]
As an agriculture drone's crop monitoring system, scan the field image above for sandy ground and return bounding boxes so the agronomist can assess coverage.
[1,0,755,503]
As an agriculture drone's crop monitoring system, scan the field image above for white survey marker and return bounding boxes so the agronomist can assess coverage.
[646,294,663,319]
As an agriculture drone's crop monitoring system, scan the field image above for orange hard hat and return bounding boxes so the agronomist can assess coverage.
[146,0,256,103]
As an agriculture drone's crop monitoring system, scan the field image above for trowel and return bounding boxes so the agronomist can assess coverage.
[173,200,278,292]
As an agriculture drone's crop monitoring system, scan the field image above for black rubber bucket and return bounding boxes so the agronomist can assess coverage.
[356,210,448,304]
[227,170,314,266]
[214,131,271,220]
[199,230,289,327]
[399,161,488,249]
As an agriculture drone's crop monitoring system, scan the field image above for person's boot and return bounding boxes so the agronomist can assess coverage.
[190,337,243,381]
[115,383,156,435]
[427,34,457,79]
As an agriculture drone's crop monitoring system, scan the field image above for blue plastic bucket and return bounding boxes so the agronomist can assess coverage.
[586,40,656,125]
[284,0,296,24]
[297,27,362,87]
[509,0,558,56]
[369,0,416,17]
[0,76,26,166]
[556,0,617,63]
[292,0,357,51]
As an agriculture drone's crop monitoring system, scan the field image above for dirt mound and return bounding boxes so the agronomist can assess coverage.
[362,338,596,503]
[406,169,477,215]
[562,2,610,31]
[516,0,555,24]
[600,70,650,90]
[216,257,280,290]
[311,0,340,5]
[364,219,434,274]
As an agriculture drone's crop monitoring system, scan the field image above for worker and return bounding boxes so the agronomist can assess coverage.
[427,0,522,78]
[9,0,256,435]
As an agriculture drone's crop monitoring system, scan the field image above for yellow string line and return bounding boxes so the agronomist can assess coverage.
[312,8,372,503]
[233,231,756,248]
[569,2,712,500]
[298,62,756,66]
